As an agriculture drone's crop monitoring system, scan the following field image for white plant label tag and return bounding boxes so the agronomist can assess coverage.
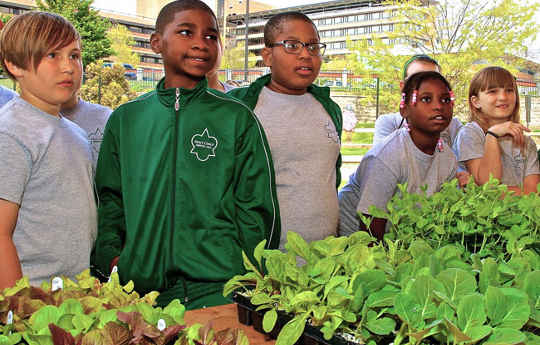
[51,277,63,291]
[108,265,118,282]
[7,310,13,324]
[157,319,166,331]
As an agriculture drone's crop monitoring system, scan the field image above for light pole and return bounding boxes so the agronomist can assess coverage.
[243,0,250,82]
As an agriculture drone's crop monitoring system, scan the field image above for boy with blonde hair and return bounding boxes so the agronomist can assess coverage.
[0,12,96,289]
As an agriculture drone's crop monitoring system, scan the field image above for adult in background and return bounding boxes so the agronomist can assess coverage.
[373,54,462,147]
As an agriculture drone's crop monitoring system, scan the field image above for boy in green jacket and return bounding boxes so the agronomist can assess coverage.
[228,12,342,250]
[92,0,280,309]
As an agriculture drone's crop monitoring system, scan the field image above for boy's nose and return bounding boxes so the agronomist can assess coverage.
[61,58,74,73]
[298,45,311,58]
[192,36,209,50]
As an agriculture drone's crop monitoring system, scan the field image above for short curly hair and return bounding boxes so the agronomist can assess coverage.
[155,0,218,34]
[263,11,318,47]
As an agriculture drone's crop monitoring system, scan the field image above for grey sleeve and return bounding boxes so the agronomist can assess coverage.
[338,171,362,236]
[338,156,398,236]
[0,133,31,204]
[453,125,484,164]
[373,114,401,145]
[525,138,540,177]
[447,117,463,146]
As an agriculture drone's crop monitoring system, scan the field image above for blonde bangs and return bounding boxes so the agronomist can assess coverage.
[0,12,79,79]
[468,66,520,127]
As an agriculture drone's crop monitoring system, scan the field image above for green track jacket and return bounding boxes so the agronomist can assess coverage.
[228,74,343,188]
[92,78,280,305]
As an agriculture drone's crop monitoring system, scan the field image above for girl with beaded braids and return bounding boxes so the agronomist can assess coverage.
[339,71,460,240]
[453,66,539,195]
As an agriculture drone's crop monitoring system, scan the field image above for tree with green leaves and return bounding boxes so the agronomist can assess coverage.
[325,0,540,118]
[37,0,112,67]
[80,61,136,110]
[220,41,257,70]
[108,24,139,67]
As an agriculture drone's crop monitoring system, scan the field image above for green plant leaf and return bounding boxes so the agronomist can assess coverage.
[365,289,398,308]
[163,299,185,325]
[97,309,118,328]
[250,293,273,306]
[486,287,530,329]
[436,268,476,303]
[0,333,21,345]
[56,314,75,332]
[275,315,307,345]
[353,269,386,295]
[457,293,486,332]
[409,275,441,320]
[408,319,442,344]
[285,232,311,260]
[465,325,492,343]
[365,316,395,335]
[394,293,424,330]
[23,333,54,345]
[324,276,349,299]
[291,291,319,307]
[59,299,84,316]
[262,309,277,333]
[72,314,95,333]
[29,305,61,331]
[484,327,526,345]
[253,239,266,268]
[443,318,471,343]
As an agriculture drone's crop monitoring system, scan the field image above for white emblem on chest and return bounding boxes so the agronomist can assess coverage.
[190,128,218,161]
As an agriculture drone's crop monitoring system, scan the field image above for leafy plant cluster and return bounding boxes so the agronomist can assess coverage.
[371,177,540,261]
[224,230,539,345]
[0,270,201,345]
[80,61,137,110]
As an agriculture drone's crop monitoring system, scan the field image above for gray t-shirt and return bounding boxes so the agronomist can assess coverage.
[373,112,463,147]
[339,128,457,236]
[61,99,112,170]
[453,121,540,186]
[0,86,16,107]
[254,87,341,249]
[0,97,97,286]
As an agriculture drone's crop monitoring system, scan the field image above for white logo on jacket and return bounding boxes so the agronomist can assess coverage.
[190,128,218,161]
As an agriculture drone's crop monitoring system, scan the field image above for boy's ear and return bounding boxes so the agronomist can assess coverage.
[4,60,25,79]
[150,32,162,54]
[261,47,273,68]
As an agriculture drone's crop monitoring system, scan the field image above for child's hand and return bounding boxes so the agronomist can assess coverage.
[456,171,471,188]
[488,121,530,148]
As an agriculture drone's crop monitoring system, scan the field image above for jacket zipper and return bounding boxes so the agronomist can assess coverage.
[170,88,188,303]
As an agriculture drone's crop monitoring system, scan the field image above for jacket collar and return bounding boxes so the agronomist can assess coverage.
[242,73,331,108]
[156,77,209,108]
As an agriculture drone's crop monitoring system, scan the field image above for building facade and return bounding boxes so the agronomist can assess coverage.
[226,0,404,65]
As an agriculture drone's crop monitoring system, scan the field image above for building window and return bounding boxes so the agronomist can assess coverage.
[363,13,372,21]
[335,16,344,24]
[364,26,372,33]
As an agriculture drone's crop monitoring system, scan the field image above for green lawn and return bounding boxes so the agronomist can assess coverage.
[343,131,373,143]
[341,146,370,156]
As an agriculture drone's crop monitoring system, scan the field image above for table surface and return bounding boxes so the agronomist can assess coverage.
[184,303,275,345]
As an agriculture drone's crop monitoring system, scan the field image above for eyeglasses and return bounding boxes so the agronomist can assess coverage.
[269,40,326,56]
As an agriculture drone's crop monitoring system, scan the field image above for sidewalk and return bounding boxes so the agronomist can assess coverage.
[342,155,363,163]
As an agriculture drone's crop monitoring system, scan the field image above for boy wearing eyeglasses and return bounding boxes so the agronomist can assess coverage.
[229,11,342,249]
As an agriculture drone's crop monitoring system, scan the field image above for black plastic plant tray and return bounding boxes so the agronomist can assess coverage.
[232,292,360,345]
